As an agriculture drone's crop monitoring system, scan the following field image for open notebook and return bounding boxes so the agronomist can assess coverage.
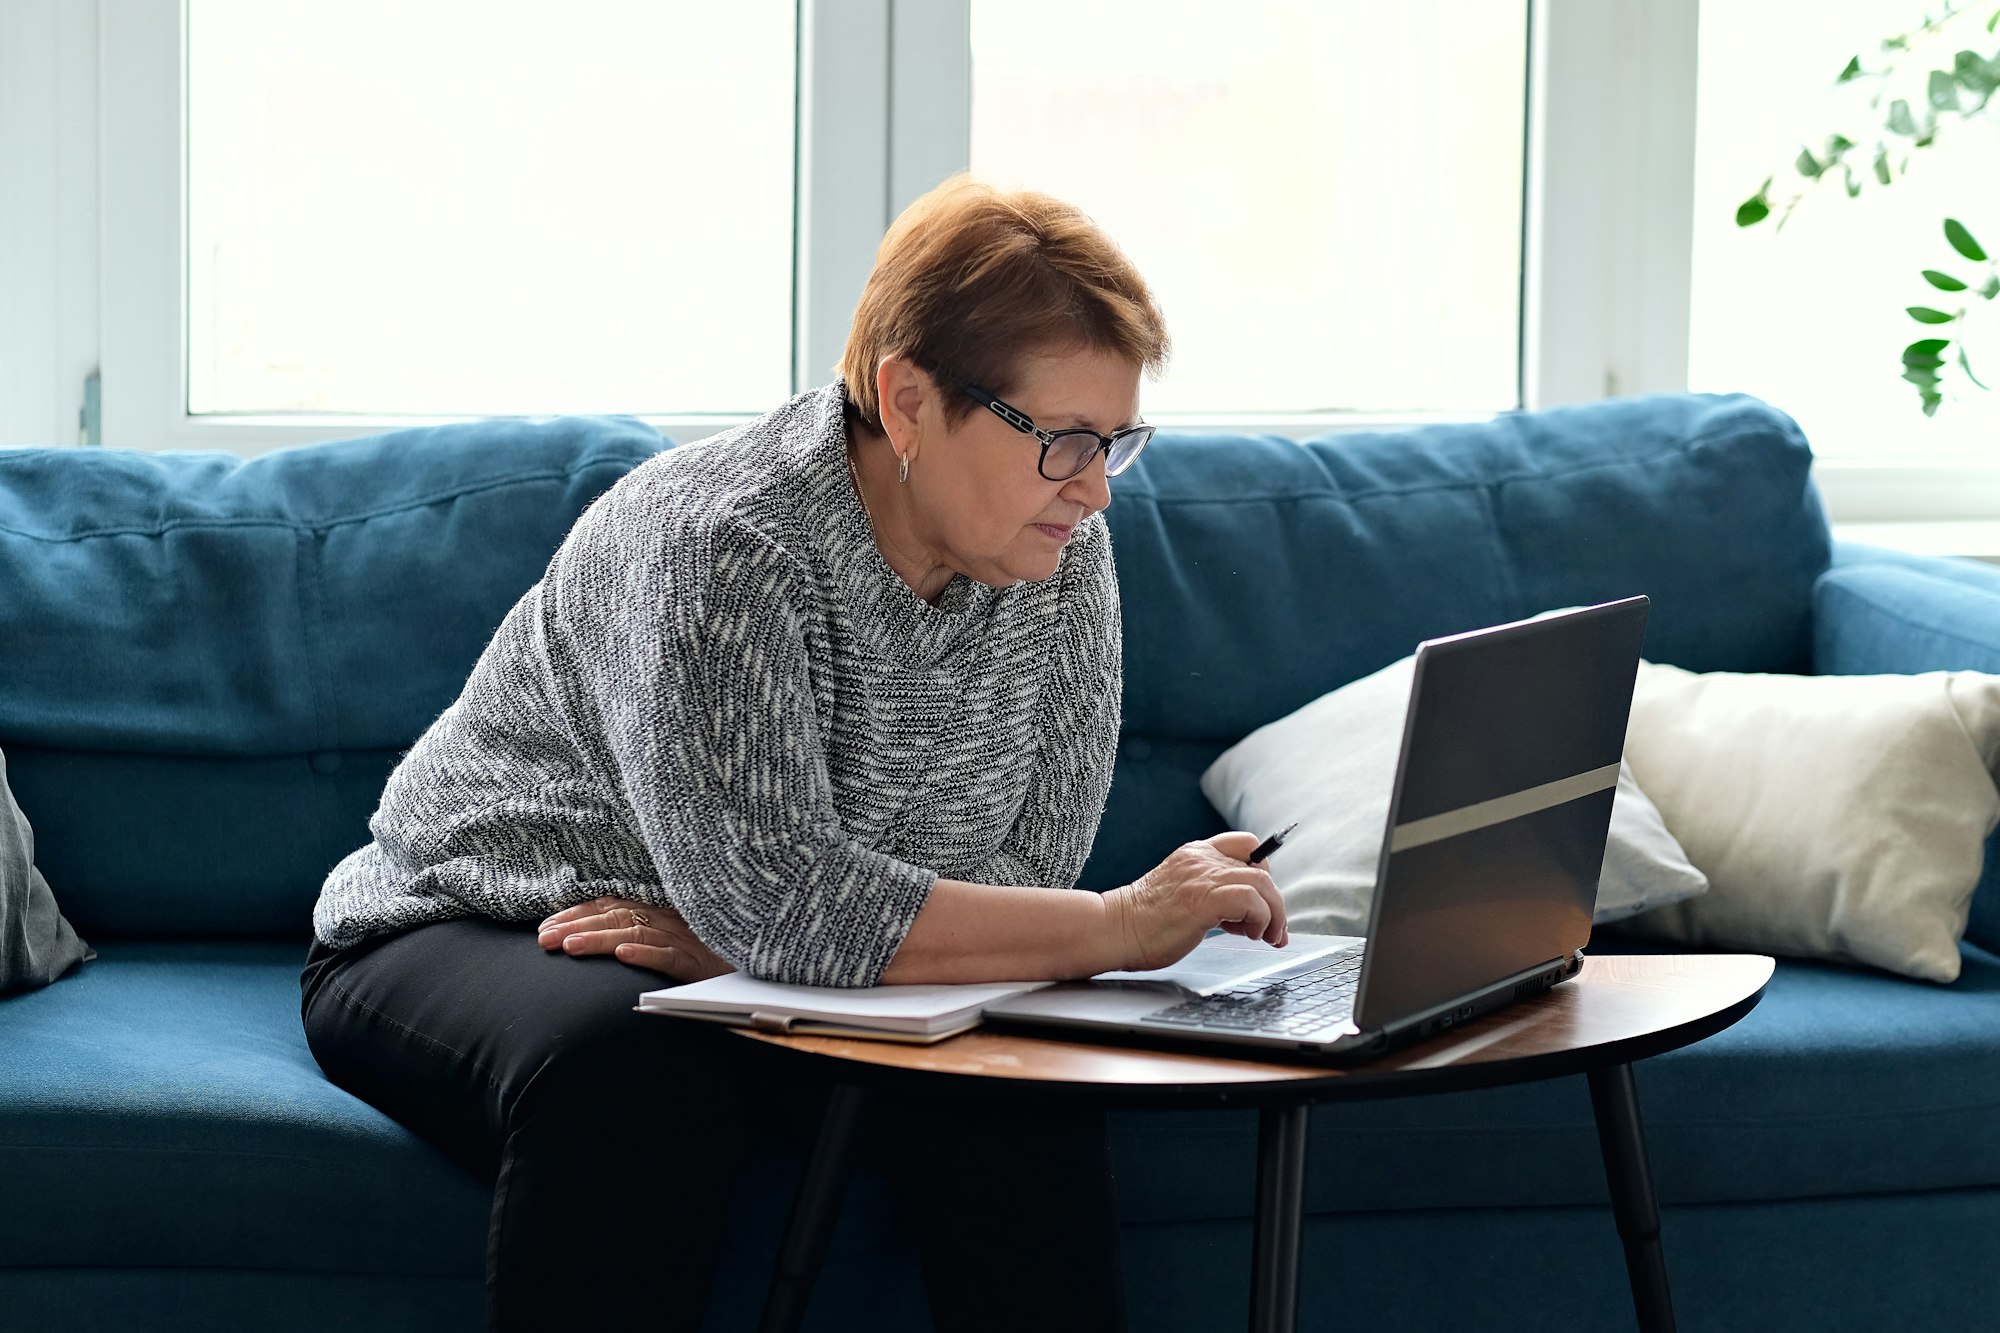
[635,933,1354,1044]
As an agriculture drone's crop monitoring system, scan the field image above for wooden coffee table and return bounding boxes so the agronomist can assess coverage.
[739,952,1774,1333]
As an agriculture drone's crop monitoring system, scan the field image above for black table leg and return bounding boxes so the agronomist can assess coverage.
[1588,1062,1676,1333]
[759,1081,868,1333]
[1250,1101,1311,1333]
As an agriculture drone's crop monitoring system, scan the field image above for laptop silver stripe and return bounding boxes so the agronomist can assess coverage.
[1387,761,1621,853]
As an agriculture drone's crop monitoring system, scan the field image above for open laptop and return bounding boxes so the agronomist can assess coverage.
[984,596,1651,1062]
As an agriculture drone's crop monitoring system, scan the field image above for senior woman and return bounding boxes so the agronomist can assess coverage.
[301,178,1288,1333]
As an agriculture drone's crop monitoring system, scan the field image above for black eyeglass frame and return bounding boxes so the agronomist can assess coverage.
[960,382,1154,481]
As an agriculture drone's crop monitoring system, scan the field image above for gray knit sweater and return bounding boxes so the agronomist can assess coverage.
[312,382,1123,987]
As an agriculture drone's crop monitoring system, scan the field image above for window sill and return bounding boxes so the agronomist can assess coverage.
[1830,520,2000,565]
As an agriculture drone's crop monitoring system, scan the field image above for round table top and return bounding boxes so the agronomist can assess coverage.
[737,953,1776,1108]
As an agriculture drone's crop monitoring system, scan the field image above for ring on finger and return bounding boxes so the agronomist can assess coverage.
[631,909,652,928]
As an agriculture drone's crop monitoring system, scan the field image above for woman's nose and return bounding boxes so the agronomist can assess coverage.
[1062,452,1113,513]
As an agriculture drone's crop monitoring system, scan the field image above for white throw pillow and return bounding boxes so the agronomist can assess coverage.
[1614,663,2000,983]
[1199,655,1708,939]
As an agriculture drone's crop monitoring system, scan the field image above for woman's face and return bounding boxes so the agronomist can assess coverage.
[889,345,1142,588]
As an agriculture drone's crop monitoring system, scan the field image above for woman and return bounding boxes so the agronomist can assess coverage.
[301,177,1288,1333]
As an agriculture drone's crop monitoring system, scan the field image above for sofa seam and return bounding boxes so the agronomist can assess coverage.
[1123,427,1797,508]
[0,1261,482,1280]
[1119,1178,2000,1223]
[0,1142,476,1170]
[1113,1099,2000,1134]
[0,455,644,544]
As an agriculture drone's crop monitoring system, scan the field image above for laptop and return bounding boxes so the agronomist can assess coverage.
[983,596,1651,1062]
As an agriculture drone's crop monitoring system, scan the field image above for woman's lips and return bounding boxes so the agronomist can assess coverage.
[1032,523,1075,543]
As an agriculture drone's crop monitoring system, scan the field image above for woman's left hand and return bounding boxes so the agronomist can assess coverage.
[536,896,736,982]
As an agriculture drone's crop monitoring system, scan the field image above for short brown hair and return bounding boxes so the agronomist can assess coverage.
[840,176,1169,428]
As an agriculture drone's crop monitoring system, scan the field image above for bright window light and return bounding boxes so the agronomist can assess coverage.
[970,0,1528,418]
[186,0,794,417]
[1689,0,2000,461]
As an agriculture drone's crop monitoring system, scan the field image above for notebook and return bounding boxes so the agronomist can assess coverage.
[635,973,1046,1042]
[633,932,1358,1043]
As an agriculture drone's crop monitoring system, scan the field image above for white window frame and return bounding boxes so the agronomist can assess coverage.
[0,0,99,450]
[85,0,974,455]
[8,0,1998,538]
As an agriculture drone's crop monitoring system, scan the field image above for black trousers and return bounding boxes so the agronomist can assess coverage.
[300,918,1127,1333]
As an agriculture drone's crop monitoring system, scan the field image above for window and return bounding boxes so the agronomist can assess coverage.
[1689,0,2000,465]
[32,0,1817,523]
[184,0,795,418]
[969,0,1529,417]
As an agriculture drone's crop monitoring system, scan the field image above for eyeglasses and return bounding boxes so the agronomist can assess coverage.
[961,383,1154,481]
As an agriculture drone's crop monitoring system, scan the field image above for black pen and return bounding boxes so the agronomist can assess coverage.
[1248,822,1298,865]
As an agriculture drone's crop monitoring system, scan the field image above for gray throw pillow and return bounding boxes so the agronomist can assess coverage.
[1200,653,1708,938]
[1,747,95,994]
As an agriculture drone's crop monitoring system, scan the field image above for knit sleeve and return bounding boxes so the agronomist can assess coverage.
[540,492,937,988]
[962,514,1123,891]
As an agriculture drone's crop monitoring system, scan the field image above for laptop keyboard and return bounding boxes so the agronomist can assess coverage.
[1143,944,1367,1038]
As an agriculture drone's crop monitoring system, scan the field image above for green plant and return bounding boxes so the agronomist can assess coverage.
[1734,2,2000,415]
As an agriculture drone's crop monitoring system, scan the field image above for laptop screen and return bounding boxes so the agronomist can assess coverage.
[1352,598,1649,1031]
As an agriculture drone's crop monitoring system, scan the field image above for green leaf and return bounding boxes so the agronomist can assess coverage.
[1908,306,1958,323]
[1874,146,1893,185]
[1953,49,1998,95]
[1735,195,1770,227]
[1838,54,1863,82]
[1945,217,1989,261]
[1929,67,1962,111]
[1902,357,1943,414]
[1887,98,1919,135]
[1990,9,2000,33]
[1923,269,1970,291]
[1795,147,1823,178]
[1962,346,1991,390]
[1983,275,2000,300]
[1825,133,1855,158]
[1903,338,1949,372]
[1844,165,1862,197]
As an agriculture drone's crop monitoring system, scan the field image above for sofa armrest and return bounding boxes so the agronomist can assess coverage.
[1824,543,2000,956]
[1815,542,2000,675]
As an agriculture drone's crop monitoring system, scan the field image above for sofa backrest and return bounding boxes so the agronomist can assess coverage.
[1079,392,1831,891]
[0,418,663,939]
[3,394,1830,935]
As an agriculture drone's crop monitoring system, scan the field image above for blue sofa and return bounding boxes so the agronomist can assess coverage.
[4,392,1998,1332]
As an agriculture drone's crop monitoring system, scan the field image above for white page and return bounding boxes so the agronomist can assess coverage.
[636,972,1050,1025]
[1091,931,1363,997]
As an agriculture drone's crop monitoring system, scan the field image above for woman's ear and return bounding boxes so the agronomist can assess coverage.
[875,355,932,467]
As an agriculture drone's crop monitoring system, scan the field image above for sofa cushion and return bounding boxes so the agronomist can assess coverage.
[0,418,663,938]
[1111,939,2000,1223]
[0,940,489,1275]
[1086,392,1830,890]
[10,937,1999,1280]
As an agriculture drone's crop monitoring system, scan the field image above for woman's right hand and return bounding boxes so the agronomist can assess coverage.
[1104,831,1289,972]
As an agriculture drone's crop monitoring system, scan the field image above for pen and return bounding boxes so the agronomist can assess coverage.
[1248,822,1298,865]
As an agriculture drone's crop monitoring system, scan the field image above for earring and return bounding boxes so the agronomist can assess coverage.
[897,453,910,484]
